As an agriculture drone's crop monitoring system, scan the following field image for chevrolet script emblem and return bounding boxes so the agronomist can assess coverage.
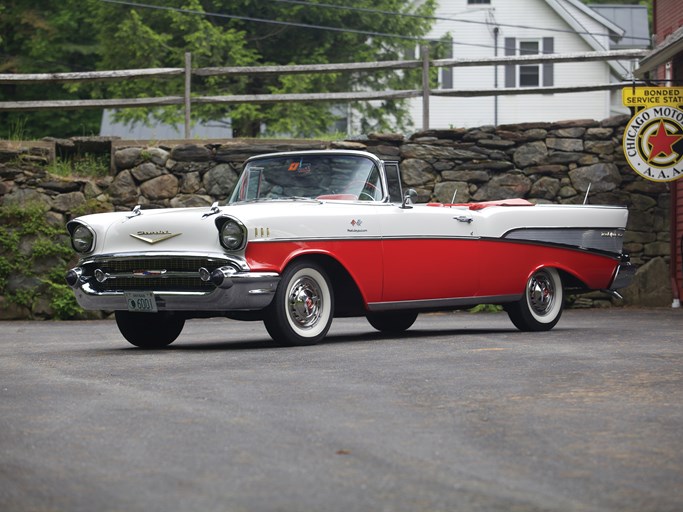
[130,231,181,244]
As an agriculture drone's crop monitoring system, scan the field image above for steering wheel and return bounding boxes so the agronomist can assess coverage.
[346,180,380,201]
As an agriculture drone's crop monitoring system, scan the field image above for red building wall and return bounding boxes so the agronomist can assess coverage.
[653,0,683,302]
[654,0,683,43]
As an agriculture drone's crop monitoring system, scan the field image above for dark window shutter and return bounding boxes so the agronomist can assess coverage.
[442,40,453,89]
[505,38,516,88]
[543,37,554,87]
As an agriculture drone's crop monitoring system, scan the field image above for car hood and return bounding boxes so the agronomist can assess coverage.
[72,200,382,256]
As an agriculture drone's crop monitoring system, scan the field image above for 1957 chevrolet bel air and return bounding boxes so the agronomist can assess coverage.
[66,150,634,347]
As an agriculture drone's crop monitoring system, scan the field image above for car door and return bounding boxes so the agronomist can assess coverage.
[375,203,480,305]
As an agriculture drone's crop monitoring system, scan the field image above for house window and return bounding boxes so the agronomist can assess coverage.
[519,41,540,87]
[504,37,554,88]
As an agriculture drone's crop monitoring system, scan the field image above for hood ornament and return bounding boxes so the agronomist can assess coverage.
[130,231,181,244]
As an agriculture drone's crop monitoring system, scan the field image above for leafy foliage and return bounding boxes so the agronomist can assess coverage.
[1,0,438,138]
[0,202,82,319]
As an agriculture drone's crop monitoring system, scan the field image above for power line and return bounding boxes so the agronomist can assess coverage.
[264,0,651,43]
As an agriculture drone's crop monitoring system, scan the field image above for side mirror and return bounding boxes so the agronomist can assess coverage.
[401,189,418,209]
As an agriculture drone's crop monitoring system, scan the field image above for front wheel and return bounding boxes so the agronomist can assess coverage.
[366,311,418,333]
[115,311,185,348]
[505,268,563,332]
[263,261,334,346]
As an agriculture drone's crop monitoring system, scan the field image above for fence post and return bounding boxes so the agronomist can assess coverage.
[184,52,192,139]
[421,44,430,131]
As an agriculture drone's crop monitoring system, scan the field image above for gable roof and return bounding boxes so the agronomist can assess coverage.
[543,0,625,51]
[588,4,651,49]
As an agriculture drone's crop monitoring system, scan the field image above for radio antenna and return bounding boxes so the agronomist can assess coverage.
[583,183,592,205]
[451,188,458,204]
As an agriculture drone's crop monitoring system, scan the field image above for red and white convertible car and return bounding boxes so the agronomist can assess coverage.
[66,150,634,347]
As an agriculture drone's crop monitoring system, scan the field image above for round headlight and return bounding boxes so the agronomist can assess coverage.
[71,224,95,253]
[219,219,245,251]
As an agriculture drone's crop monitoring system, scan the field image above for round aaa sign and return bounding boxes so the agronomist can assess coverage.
[623,105,683,182]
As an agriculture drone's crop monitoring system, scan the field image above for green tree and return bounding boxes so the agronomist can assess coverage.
[2,0,438,138]
[0,0,103,138]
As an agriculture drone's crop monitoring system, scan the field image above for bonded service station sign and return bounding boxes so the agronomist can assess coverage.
[622,87,683,182]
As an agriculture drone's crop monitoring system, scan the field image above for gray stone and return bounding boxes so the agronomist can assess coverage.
[108,170,137,198]
[83,181,103,199]
[530,177,561,200]
[569,163,622,193]
[455,160,514,172]
[131,162,164,182]
[523,128,548,141]
[145,147,170,166]
[170,195,214,208]
[52,191,86,213]
[140,174,179,200]
[584,140,614,155]
[585,127,613,140]
[547,152,584,164]
[473,173,531,200]
[546,138,584,152]
[40,179,80,193]
[115,147,142,170]
[203,164,239,197]
[330,141,367,150]
[629,193,658,211]
[551,127,586,138]
[513,141,547,168]
[400,144,482,162]
[1,188,52,207]
[400,159,437,186]
[442,170,490,183]
[433,181,470,203]
[620,257,672,307]
[522,164,567,176]
[643,242,670,257]
[0,296,29,320]
[180,172,202,194]
[558,185,577,198]
[171,144,212,162]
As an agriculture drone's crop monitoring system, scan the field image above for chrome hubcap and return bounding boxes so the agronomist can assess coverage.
[528,271,555,316]
[288,277,323,329]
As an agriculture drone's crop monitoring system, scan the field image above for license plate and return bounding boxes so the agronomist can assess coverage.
[124,292,158,313]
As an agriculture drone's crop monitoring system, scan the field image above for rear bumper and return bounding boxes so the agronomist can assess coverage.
[610,261,636,290]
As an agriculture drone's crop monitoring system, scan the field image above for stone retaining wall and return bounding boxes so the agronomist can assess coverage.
[0,115,674,319]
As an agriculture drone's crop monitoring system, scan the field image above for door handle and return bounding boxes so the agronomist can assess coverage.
[454,215,473,223]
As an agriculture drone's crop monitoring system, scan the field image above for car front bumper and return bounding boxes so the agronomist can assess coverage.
[65,254,280,312]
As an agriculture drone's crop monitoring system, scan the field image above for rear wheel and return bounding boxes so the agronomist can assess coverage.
[366,311,418,333]
[115,311,185,348]
[263,261,334,346]
[505,268,563,332]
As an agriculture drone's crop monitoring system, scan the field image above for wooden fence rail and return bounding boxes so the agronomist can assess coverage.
[0,48,648,134]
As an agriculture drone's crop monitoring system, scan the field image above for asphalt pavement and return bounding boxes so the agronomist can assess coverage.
[0,308,682,512]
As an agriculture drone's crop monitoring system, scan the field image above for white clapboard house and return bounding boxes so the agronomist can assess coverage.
[404,0,650,130]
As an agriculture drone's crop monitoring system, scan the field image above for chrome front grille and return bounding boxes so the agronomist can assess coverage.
[84,256,227,292]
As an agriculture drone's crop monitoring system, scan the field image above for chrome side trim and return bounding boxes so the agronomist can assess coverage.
[367,294,522,312]
[503,227,625,255]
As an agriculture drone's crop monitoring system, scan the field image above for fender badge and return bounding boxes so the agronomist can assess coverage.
[130,231,182,244]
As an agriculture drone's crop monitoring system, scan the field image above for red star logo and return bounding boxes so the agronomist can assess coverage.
[647,120,683,162]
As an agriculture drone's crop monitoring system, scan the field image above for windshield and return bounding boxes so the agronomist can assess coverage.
[229,154,383,203]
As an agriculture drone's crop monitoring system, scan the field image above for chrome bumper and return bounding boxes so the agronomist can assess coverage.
[610,261,636,290]
[67,269,279,312]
